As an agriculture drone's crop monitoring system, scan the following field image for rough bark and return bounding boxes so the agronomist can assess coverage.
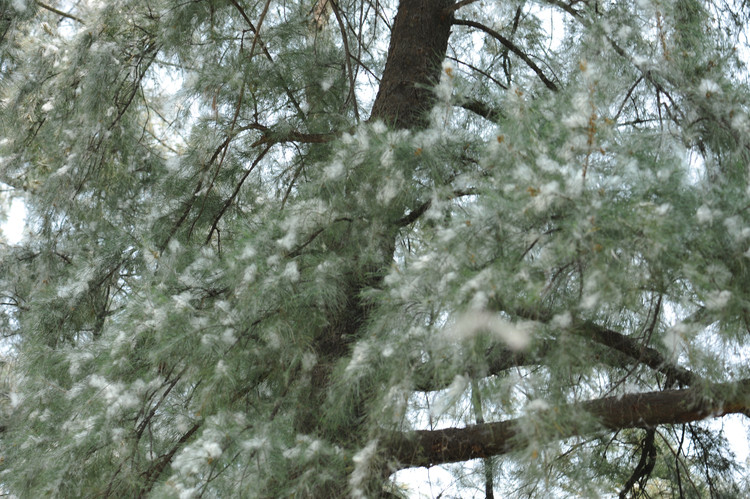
[369,0,454,128]
[384,379,750,469]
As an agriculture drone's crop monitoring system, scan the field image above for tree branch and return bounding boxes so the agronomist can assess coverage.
[452,18,558,92]
[459,99,504,122]
[447,55,508,90]
[411,320,695,392]
[330,0,360,120]
[205,143,273,244]
[227,0,306,119]
[285,217,353,258]
[34,0,85,24]
[250,129,338,148]
[504,301,699,387]
[139,423,201,494]
[397,188,477,227]
[619,429,657,499]
[443,0,480,14]
[412,344,540,391]
[385,379,750,470]
[577,321,697,387]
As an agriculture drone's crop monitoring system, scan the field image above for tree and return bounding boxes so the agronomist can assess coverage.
[1,0,750,496]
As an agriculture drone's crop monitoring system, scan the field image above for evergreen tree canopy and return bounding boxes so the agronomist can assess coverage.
[2,0,750,496]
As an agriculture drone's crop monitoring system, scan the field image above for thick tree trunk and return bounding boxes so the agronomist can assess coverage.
[370,0,454,128]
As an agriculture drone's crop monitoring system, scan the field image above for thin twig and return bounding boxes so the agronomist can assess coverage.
[614,76,643,122]
[330,0,360,120]
[205,144,273,245]
[447,55,508,89]
[248,0,272,60]
[286,217,353,258]
[228,0,306,119]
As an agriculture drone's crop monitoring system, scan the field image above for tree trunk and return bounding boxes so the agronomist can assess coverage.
[370,0,454,129]
[296,0,454,439]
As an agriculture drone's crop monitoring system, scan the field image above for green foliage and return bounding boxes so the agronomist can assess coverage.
[1,0,750,497]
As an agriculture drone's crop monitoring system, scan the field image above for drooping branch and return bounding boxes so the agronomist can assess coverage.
[384,379,750,470]
[139,423,201,495]
[409,309,696,393]
[619,429,657,499]
[577,321,698,387]
[448,55,508,89]
[452,18,558,92]
[205,143,273,244]
[505,301,699,387]
[410,321,696,392]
